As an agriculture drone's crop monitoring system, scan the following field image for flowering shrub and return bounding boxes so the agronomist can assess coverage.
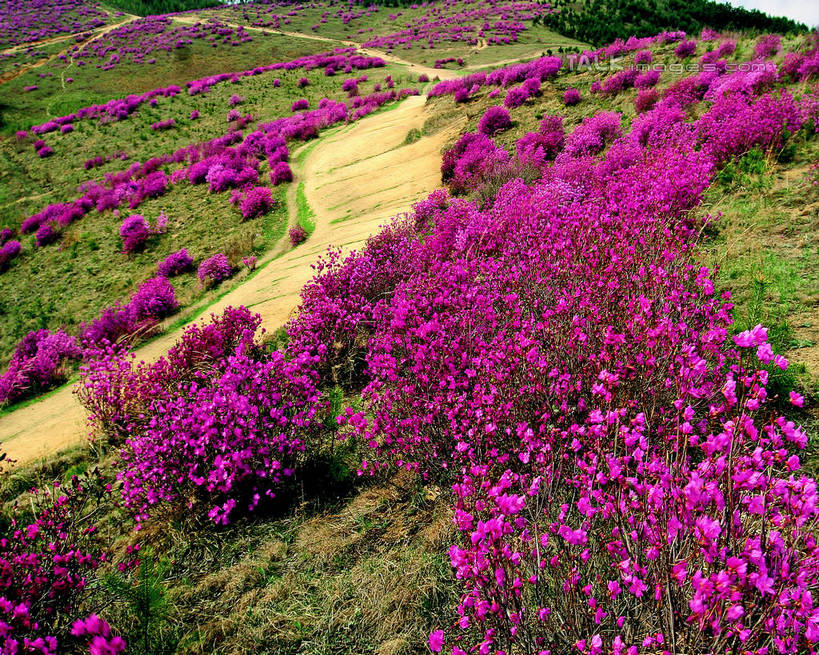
[157,248,194,277]
[119,214,150,253]
[239,186,275,220]
[84,156,104,170]
[79,306,261,441]
[674,38,697,58]
[754,33,782,59]
[150,118,175,130]
[242,255,257,271]
[504,79,540,108]
[342,78,359,96]
[0,329,81,405]
[441,132,509,195]
[270,161,293,186]
[634,88,660,113]
[599,68,639,95]
[79,305,325,525]
[71,615,126,655]
[34,222,57,247]
[119,344,324,525]
[563,87,581,105]
[79,277,178,347]
[634,68,660,89]
[289,225,308,246]
[698,88,803,165]
[0,474,108,651]
[515,115,565,167]
[564,111,622,157]
[197,253,232,286]
[127,276,177,324]
[477,106,512,136]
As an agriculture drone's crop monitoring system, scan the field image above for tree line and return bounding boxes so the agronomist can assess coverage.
[534,0,806,46]
[105,0,226,17]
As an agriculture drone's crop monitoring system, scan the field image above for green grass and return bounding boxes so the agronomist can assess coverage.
[0,26,330,134]
[0,430,458,655]
[295,182,315,235]
[700,134,819,405]
[192,2,587,71]
[0,62,415,365]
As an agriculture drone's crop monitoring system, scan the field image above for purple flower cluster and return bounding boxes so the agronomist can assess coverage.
[119,214,150,253]
[441,132,510,195]
[78,276,177,346]
[270,161,293,186]
[239,186,275,220]
[157,248,194,277]
[197,253,232,286]
[71,615,126,655]
[0,329,81,405]
[78,306,325,525]
[754,33,782,59]
[477,106,512,136]
[0,476,110,653]
[150,118,175,131]
[0,0,107,48]
[0,240,22,271]
[515,115,565,167]
[562,87,581,105]
[674,38,698,58]
[289,225,308,246]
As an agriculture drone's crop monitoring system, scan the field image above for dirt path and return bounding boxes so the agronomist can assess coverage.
[0,94,464,465]
[173,15,462,82]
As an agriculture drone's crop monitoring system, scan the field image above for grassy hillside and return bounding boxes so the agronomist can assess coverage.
[0,2,817,654]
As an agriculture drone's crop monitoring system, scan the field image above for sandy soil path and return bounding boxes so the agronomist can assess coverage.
[174,15,463,83]
[0,94,463,465]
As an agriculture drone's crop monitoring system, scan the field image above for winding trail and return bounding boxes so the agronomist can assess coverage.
[0,94,464,465]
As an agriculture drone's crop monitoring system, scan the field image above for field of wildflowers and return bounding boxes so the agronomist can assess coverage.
[0,1,817,653]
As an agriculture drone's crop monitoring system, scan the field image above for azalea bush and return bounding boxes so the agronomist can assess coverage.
[78,306,326,525]
[197,253,232,286]
[0,329,81,405]
[477,106,512,136]
[0,472,117,653]
[441,132,509,195]
[79,276,178,347]
[119,214,150,253]
[156,248,194,277]
[239,186,275,220]
[78,306,261,443]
